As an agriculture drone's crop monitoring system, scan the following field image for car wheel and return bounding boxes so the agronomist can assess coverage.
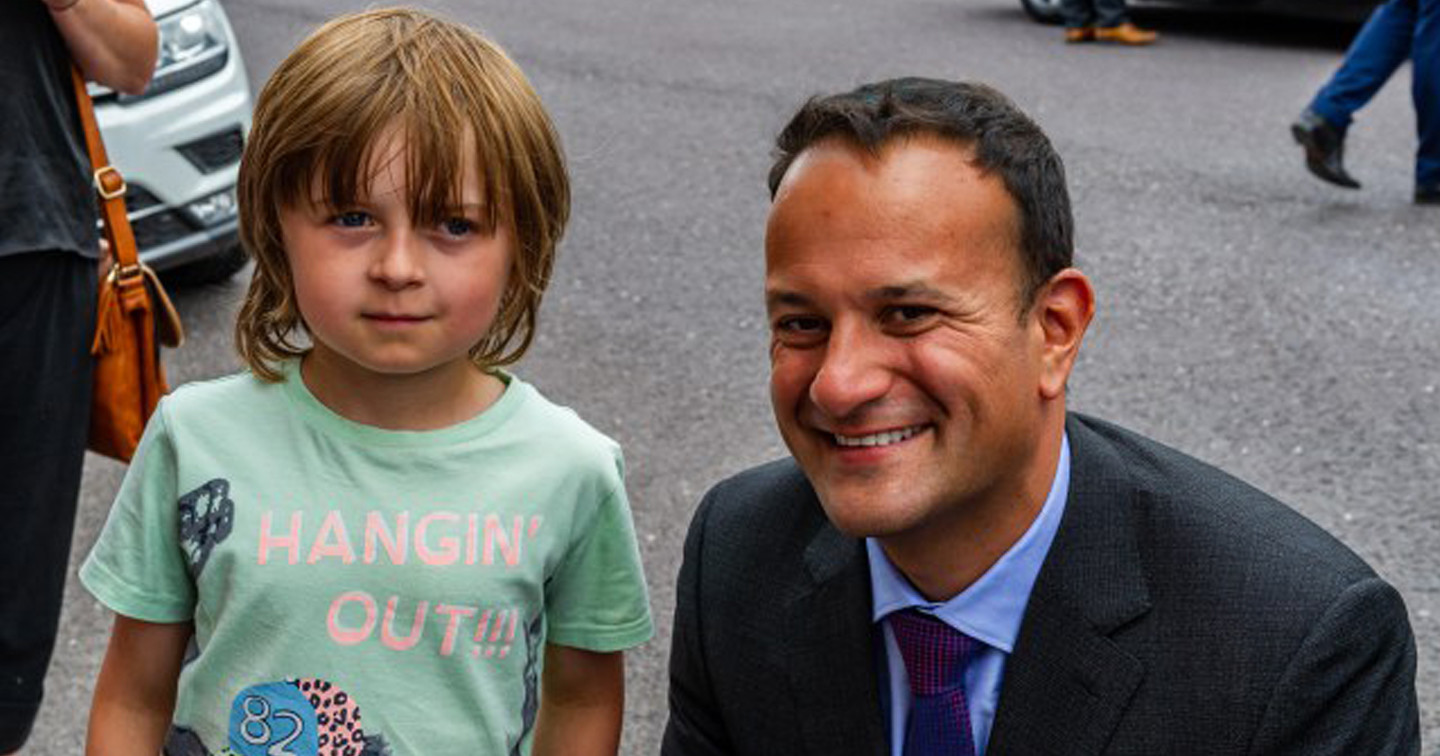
[162,244,250,288]
[1020,0,1065,24]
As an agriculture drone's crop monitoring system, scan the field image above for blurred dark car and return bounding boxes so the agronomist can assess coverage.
[1020,0,1378,24]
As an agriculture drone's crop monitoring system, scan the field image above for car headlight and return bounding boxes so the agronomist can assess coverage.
[120,0,230,103]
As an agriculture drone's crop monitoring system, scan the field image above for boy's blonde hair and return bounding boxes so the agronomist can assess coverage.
[235,8,569,381]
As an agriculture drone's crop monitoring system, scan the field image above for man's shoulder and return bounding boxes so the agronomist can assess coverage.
[706,457,813,504]
[1067,412,1378,590]
[689,457,832,557]
[702,456,817,514]
[1054,415,1417,752]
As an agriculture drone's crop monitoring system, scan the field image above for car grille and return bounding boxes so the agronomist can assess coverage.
[112,183,197,250]
[177,127,244,173]
[131,208,197,249]
[124,184,162,213]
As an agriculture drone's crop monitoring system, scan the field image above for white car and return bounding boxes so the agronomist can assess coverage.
[92,0,253,285]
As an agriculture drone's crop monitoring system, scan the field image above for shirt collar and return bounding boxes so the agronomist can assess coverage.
[867,432,1071,654]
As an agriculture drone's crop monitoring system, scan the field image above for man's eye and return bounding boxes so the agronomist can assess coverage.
[440,217,476,237]
[331,211,371,228]
[776,315,826,333]
[885,305,936,324]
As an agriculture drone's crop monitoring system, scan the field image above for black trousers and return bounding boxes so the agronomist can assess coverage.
[0,250,95,752]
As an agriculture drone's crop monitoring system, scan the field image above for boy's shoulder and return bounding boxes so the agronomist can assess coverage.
[159,369,286,426]
[509,376,622,463]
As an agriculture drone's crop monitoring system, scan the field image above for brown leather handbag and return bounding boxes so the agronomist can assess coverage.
[71,65,184,462]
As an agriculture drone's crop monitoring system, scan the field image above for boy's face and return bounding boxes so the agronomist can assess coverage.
[279,127,513,383]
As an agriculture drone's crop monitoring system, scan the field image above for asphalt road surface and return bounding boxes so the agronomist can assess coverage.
[32,0,1440,753]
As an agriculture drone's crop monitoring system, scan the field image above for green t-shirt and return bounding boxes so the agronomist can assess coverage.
[81,363,653,756]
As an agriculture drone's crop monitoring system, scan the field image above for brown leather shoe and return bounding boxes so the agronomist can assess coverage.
[1095,22,1158,45]
[1065,26,1096,43]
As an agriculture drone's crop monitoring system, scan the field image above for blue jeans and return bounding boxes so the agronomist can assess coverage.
[1309,0,1440,186]
[1060,0,1128,29]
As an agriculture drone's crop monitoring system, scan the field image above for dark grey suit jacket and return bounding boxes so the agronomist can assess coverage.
[662,414,1419,755]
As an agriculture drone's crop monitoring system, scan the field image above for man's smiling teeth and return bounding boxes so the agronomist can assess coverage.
[834,426,924,447]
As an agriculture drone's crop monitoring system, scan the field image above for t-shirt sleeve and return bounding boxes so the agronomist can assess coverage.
[543,465,653,653]
[79,401,196,623]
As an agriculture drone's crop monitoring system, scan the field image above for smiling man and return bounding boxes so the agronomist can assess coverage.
[662,78,1420,756]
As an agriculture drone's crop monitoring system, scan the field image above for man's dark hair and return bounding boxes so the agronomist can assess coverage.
[768,77,1074,310]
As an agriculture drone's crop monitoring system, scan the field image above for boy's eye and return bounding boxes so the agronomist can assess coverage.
[440,217,476,237]
[332,211,372,228]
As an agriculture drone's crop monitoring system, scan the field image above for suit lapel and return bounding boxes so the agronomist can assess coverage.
[987,416,1151,755]
[784,519,888,756]
[985,580,1145,755]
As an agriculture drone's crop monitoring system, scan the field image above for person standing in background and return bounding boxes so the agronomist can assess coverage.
[1291,0,1438,204]
[1059,0,1158,45]
[0,2,155,753]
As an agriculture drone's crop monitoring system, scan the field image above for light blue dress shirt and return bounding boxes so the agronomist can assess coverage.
[868,433,1070,756]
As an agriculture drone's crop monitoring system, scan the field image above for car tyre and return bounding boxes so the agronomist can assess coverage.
[1021,0,1066,24]
[161,244,250,287]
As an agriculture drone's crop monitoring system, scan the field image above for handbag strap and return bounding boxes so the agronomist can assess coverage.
[69,66,185,349]
[69,64,141,278]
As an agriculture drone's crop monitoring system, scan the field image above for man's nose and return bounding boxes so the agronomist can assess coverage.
[369,229,425,288]
[808,321,893,421]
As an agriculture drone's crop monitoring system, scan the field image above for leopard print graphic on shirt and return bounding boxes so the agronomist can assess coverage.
[294,677,365,755]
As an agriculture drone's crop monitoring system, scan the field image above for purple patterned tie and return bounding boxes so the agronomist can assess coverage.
[888,609,980,756]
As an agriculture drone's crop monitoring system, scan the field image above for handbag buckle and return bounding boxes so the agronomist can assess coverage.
[93,165,127,200]
[109,262,143,283]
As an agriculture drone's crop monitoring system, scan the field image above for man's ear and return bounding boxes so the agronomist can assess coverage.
[1031,268,1095,400]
